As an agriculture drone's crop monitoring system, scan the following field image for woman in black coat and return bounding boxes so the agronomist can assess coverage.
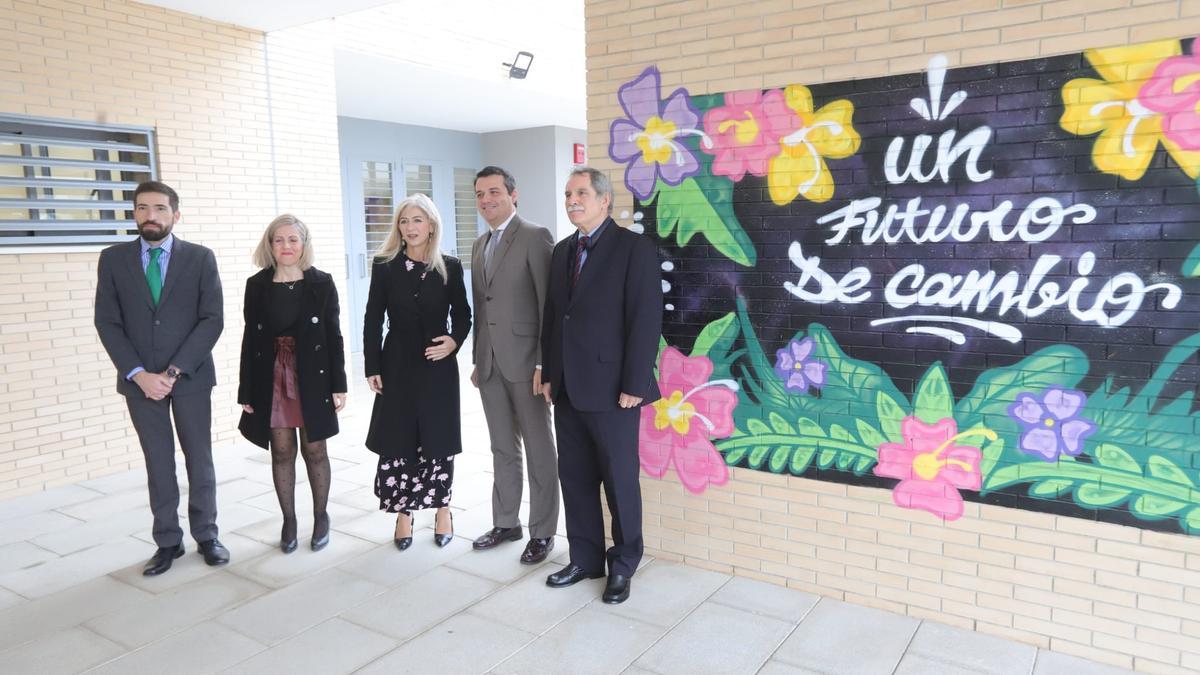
[364,193,470,551]
[238,214,347,554]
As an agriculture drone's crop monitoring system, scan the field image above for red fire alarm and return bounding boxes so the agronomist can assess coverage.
[573,143,586,164]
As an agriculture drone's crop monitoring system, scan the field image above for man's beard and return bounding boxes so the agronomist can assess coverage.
[138,221,171,242]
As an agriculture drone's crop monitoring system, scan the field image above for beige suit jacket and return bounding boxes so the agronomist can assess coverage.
[471,214,554,382]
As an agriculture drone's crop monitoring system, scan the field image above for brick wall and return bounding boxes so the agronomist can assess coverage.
[585,0,1200,671]
[0,0,346,496]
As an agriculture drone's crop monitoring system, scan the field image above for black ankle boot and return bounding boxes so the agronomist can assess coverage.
[281,517,298,554]
[311,512,330,552]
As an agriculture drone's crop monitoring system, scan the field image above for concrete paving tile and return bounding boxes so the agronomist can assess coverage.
[358,612,535,675]
[0,586,24,612]
[86,571,269,648]
[111,531,274,592]
[604,559,729,628]
[232,500,365,548]
[757,661,815,675]
[1033,649,1136,675]
[0,510,83,547]
[0,626,124,675]
[217,567,385,645]
[330,486,383,512]
[225,526,374,589]
[0,536,149,598]
[907,621,1037,675]
[214,477,276,505]
[492,604,666,675]
[0,484,101,522]
[708,575,819,624]
[89,620,265,675]
[444,535,565,584]
[336,534,473,587]
[0,541,58,575]
[0,575,151,651]
[894,653,989,675]
[773,598,919,674]
[55,488,148,521]
[224,617,396,675]
[341,566,498,642]
[79,469,149,495]
[470,556,605,635]
[331,509,398,545]
[32,506,152,555]
[634,602,795,675]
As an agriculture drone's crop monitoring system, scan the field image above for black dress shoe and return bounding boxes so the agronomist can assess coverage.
[143,544,184,576]
[311,513,330,552]
[394,512,412,551]
[198,538,230,566]
[545,563,604,588]
[281,518,298,554]
[520,537,555,565]
[434,510,454,548]
[472,526,522,550]
[603,574,631,604]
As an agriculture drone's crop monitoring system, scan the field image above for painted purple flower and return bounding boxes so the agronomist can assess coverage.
[1006,387,1097,461]
[608,66,705,201]
[773,337,827,394]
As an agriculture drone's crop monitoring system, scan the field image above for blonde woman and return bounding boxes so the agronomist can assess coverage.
[238,214,347,553]
[363,194,471,550]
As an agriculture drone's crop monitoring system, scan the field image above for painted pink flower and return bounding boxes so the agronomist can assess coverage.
[702,89,795,180]
[873,416,995,521]
[1140,50,1200,151]
[639,347,739,494]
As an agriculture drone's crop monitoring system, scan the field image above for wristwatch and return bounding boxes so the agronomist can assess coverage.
[166,367,181,380]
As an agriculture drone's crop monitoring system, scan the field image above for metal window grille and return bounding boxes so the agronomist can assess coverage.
[362,160,394,270]
[404,163,432,199]
[453,167,480,269]
[0,114,156,247]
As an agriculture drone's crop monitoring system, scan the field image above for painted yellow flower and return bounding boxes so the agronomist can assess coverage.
[767,85,861,205]
[1061,40,1200,180]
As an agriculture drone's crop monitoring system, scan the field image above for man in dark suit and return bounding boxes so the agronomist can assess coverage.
[540,166,662,604]
[469,166,560,564]
[94,181,228,576]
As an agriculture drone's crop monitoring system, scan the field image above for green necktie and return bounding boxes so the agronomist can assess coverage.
[146,247,163,306]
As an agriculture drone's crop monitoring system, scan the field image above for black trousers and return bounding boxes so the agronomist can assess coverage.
[125,390,218,547]
[553,392,643,577]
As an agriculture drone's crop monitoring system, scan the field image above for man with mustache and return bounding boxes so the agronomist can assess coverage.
[94,181,228,576]
[540,167,662,604]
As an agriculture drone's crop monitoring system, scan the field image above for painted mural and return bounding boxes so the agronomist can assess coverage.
[617,38,1200,534]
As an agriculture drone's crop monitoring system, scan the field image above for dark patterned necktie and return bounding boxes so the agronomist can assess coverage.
[571,234,589,288]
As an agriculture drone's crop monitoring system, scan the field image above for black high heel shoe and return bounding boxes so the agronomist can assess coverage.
[281,517,298,554]
[394,512,413,551]
[434,509,454,548]
[311,512,330,552]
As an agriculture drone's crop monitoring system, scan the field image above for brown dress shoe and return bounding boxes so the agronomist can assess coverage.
[472,526,522,550]
[520,537,554,565]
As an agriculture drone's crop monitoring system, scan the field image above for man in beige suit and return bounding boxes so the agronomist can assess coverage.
[470,166,559,564]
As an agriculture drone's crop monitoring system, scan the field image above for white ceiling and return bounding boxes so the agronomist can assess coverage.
[138,0,586,133]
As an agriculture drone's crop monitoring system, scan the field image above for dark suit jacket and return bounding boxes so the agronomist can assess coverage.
[94,236,224,398]
[237,266,348,449]
[541,218,663,412]
[364,254,471,460]
[471,215,553,382]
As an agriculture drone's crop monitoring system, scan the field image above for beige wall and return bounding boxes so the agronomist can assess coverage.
[584,1,1200,672]
[0,0,346,497]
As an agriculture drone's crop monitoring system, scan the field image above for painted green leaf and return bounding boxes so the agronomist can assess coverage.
[747,445,771,469]
[723,445,749,466]
[1030,479,1073,497]
[769,411,795,435]
[978,433,1006,480]
[855,420,887,449]
[1184,242,1200,277]
[1075,483,1131,507]
[690,312,737,359]
[656,177,756,266]
[768,446,792,473]
[797,417,825,437]
[817,447,836,468]
[853,456,874,473]
[913,364,953,424]
[746,418,771,437]
[954,345,1088,426]
[1186,508,1200,534]
[1134,494,1189,517]
[829,424,854,443]
[1147,455,1194,487]
[835,452,854,471]
[790,446,817,474]
[876,392,906,442]
[1093,443,1141,473]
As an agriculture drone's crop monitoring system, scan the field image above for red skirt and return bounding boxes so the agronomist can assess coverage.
[270,336,304,428]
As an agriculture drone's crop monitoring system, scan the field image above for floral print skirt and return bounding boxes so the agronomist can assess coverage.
[374,452,454,514]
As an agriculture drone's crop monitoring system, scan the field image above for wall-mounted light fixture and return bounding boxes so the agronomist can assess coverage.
[503,51,534,79]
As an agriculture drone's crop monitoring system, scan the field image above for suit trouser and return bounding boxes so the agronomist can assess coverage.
[553,391,643,577]
[478,370,560,539]
[125,390,218,547]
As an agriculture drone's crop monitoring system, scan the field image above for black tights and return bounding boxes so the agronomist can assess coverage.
[270,428,330,539]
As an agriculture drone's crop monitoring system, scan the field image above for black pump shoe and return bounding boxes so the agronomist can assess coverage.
[434,509,454,548]
[394,512,413,551]
[281,518,298,554]
[311,513,330,552]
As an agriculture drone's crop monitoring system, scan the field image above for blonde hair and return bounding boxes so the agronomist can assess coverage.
[253,214,315,270]
[374,193,448,283]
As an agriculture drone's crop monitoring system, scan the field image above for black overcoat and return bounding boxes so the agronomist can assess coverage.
[237,266,348,449]
[364,254,471,461]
